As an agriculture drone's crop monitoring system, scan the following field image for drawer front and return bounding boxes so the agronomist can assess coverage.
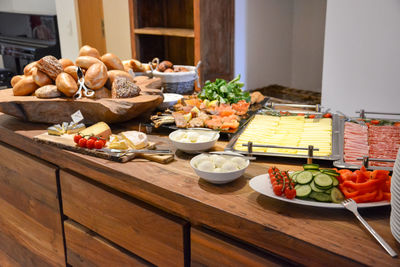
[191,228,285,267]
[64,220,151,266]
[0,143,65,266]
[61,170,186,267]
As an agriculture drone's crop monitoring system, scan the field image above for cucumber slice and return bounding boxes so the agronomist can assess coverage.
[324,188,332,194]
[289,171,302,178]
[296,171,313,184]
[330,187,345,203]
[309,192,332,202]
[295,184,312,198]
[330,176,339,187]
[314,173,333,188]
[303,164,320,170]
[309,170,322,176]
[321,169,340,176]
[310,181,325,193]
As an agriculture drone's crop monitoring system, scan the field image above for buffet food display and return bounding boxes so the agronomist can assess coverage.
[1,45,395,206]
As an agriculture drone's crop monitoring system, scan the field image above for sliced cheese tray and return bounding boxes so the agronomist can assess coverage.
[225,110,341,161]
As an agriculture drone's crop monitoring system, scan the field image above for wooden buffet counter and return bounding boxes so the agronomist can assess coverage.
[0,113,398,266]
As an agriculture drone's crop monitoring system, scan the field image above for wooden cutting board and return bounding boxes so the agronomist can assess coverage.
[33,133,174,164]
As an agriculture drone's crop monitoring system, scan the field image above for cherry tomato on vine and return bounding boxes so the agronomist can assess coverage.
[74,134,82,144]
[86,139,95,149]
[273,184,284,196]
[308,114,316,119]
[285,188,296,199]
[94,140,104,149]
[78,138,87,148]
[323,113,332,118]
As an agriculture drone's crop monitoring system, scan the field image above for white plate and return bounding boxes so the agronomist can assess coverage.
[249,174,391,209]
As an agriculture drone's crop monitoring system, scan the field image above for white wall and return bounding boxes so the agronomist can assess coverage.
[102,0,132,60]
[291,0,326,92]
[321,0,400,116]
[245,0,294,90]
[234,0,247,88]
[0,0,56,15]
[55,0,81,60]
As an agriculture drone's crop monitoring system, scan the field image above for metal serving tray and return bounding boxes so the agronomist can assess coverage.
[225,110,341,161]
[333,112,400,171]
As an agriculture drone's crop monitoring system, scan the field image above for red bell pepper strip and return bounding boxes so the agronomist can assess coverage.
[352,191,378,203]
[339,184,359,198]
[374,189,384,202]
[383,192,391,201]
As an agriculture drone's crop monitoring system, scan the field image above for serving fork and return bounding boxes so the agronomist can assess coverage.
[342,198,397,257]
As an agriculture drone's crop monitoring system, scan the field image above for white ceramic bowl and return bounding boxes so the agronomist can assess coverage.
[158,93,183,110]
[190,154,249,184]
[169,129,219,153]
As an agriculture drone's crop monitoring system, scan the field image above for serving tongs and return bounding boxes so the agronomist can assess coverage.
[242,141,319,164]
[98,148,173,157]
[74,67,95,99]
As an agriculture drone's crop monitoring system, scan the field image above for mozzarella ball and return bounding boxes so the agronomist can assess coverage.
[221,161,238,172]
[192,154,210,167]
[231,157,247,169]
[174,131,186,141]
[210,155,226,168]
[187,131,199,142]
[214,168,223,173]
[197,160,215,172]
[197,135,211,142]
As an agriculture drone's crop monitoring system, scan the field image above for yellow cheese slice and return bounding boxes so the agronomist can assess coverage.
[120,131,148,149]
[79,122,112,140]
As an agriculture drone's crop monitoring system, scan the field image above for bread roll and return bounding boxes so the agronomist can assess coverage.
[164,68,174,73]
[101,53,124,70]
[32,68,52,87]
[11,75,24,87]
[105,70,134,89]
[13,76,39,96]
[35,85,62,98]
[79,45,101,59]
[36,56,63,80]
[23,61,37,76]
[157,60,173,72]
[59,58,74,69]
[76,56,102,69]
[84,62,108,90]
[56,73,78,97]
[111,77,140,98]
[86,87,111,99]
[64,65,79,81]
[131,59,146,72]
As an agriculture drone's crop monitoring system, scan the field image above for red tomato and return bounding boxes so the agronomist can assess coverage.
[78,138,87,148]
[89,136,98,141]
[394,122,400,127]
[370,120,380,125]
[100,138,107,146]
[323,113,332,118]
[308,114,316,119]
[74,134,82,144]
[94,140,104,149]
[285,188,296,199]
[297,113,305,116]
[86,139,95,149]
[273,184,283,196]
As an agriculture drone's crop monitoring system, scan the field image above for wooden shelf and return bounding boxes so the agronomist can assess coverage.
[134,27,194,38]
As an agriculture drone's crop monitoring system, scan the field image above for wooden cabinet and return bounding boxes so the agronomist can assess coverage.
[64,220,151,266]
[0,143,65,266]
[129,0,234,84]
[60,170,188,266]
[191,228,287,267]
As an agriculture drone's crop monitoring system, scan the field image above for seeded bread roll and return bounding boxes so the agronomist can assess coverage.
[32,68,53,87]
[111,77,140,98]
[101,53,124,70]
[35,85,62,98]
[105,70,133,89]
[36,56,63,80]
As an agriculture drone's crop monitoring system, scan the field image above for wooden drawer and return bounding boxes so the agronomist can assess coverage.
[60,170,187,267]
[0,143,65,266]
[191,228,287,267]
[64,220,151,266]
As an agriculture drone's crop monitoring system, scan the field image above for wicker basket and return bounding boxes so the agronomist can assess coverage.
[152,62,201,95]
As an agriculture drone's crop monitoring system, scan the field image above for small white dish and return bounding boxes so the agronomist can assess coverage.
[158,93,183,110]
[190,153,249,184]
[169,129,219,153]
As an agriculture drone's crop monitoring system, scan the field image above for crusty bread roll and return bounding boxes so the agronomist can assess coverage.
[84,62,108,90]
[64,65,79,81]
[79,45,101,59]
[105,70,134,89]
[164,68,174,73]
[76,56,102,70]
[13,76,39,96]
[56,73,78,97]
[23,61,37,76]
[36,56,63,80]
[101,53,124,70]
[59,58,75,69]
[86,87,111,99]
[111,77,140,98]
[35,85,62,98]
[157,60,173,72]
[131,59,146,72]
[32,68,53,87]
[11,75,24,87]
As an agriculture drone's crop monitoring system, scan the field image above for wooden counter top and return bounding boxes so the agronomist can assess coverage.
[0,113,398,266]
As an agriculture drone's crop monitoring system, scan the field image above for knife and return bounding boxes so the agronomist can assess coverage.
[98,148,173,155]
